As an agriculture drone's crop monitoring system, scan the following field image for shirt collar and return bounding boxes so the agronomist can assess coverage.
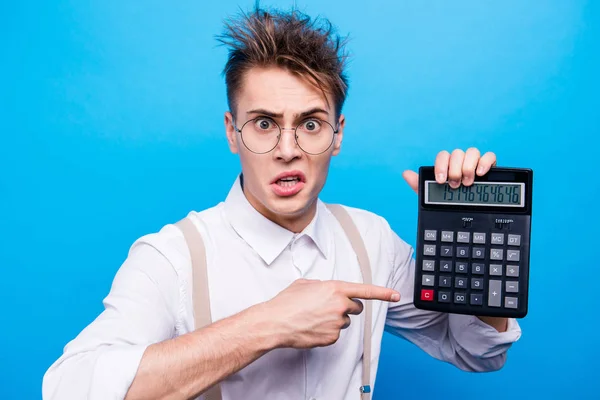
[223,174,330,265]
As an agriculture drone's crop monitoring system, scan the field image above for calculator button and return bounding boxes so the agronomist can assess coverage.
[423,245,436,256]
[473,233,486,244]
[507,250,520,262]
[505,297,518,309]
[508,234,521,246]
[490,248,503,261]
[422,275,435,286]
[438,291,451,303]
[456,247,469,258]
[440,246,453,257]
[440,261,453,272]
[472,247,485,259]
[455,262,468,274]
[457,232,470,243]
[454,293,467,304]
[439,276,452,287]
[471,278,483,290]
[472,263,485,275]
[491,233,505,245]
[421,289,434,301]
[488,280,502,307]
[490,264,503,276]
[470,293,483,305]
[424,230,437,241]
[455,277,467,289]
[506,281,519,293]
[422,260,435,271]
[441,231,454,242]
[506,265,520,277]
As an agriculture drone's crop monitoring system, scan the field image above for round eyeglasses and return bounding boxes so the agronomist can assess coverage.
[233,117,339,155]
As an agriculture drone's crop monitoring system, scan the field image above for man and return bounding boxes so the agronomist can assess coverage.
[43,6,521,400]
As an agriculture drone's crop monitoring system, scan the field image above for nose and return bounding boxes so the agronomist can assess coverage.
[273,128,302,162]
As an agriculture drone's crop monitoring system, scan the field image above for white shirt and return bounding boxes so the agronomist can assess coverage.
[42,175,522,400]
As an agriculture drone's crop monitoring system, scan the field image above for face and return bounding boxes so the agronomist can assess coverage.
[224,66,345,232]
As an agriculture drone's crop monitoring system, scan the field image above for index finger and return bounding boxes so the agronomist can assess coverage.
[337,282,400,302]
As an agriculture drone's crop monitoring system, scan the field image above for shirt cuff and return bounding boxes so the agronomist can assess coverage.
[449,314,522,358]
[88,344,148,400]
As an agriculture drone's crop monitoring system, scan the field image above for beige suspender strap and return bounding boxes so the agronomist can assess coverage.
[325,204,373,399]
[175,217,223,400]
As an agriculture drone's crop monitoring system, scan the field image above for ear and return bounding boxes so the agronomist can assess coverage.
[332,114,345,156]
[224,111,239,154]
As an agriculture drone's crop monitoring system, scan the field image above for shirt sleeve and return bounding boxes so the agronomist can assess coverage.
[42,239,182,400]
[383,225,522,372]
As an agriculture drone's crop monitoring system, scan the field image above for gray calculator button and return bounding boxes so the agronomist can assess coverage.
[455,262,468,273]
[506,265,520,277]
[507,250,520,262]
[422,274,435,286]
[473,233,486,244]
[455,277,467,289]
[470,293,483,305]
[424,230,437,241]
[491,233,504,245]
[439,291,451,303]
[454,293,467,304]
[490,264,503,276]
[508,234,521,246]
[472,263,485,275]
[422,260,435,271]
[488,280,502,307]
[441,231,454,242]
[456,247,469,258]
[440,246,453,257]
[471,278,483,290]
[506,281,519,293]
[440,261,453,272]
[505,297,518,309]
[457,232,470,243]
[423,245,436,256]
[472,247,485,259]
[439,276,452,287]
[490,248,503,260]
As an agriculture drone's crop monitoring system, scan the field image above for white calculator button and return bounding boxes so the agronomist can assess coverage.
[457,232,470,243]
[508,234,521,246]
[424,230,437,241]
[441,231,454,242]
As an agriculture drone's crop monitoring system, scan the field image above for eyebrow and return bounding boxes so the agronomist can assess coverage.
[246,107,330,119]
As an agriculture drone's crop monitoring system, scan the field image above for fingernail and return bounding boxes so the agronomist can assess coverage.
[449,180,459,187]
[391,293,400,301]
[477,167,484,175]
[436,173,445,183]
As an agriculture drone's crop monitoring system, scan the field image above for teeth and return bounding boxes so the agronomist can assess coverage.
[277,177,299,187]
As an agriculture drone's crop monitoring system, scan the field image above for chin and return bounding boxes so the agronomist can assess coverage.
[266,192,314,217]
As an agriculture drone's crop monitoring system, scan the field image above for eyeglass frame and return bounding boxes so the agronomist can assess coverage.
[232,116,341,155]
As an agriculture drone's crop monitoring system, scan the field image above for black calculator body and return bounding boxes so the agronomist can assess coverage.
[414,166,533,318]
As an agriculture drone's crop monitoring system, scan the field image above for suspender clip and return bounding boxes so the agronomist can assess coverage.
[360,385,371,393]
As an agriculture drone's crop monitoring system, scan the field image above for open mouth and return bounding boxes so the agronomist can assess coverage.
[271,171,306,197]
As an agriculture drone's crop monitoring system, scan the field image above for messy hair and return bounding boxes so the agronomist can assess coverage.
[216,5,350,118]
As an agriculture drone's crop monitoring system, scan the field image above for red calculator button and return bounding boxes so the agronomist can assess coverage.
[421,289,434,301]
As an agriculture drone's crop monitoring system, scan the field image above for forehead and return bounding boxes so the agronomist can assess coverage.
[237,67,331,115]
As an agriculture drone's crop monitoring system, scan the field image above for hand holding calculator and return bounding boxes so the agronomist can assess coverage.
[414,166,532,318]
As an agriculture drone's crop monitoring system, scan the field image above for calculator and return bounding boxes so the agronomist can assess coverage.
[414,166,533,318]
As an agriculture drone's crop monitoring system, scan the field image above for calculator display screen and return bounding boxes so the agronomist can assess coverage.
[425,181,525,207]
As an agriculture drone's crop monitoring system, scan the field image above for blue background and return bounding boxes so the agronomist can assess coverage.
[1,1,598,399]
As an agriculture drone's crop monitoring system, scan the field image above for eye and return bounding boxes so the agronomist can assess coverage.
[301,119,322,132]
[253,118,276,131]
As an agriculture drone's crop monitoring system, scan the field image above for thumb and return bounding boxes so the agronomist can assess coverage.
[402,170,419,193]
